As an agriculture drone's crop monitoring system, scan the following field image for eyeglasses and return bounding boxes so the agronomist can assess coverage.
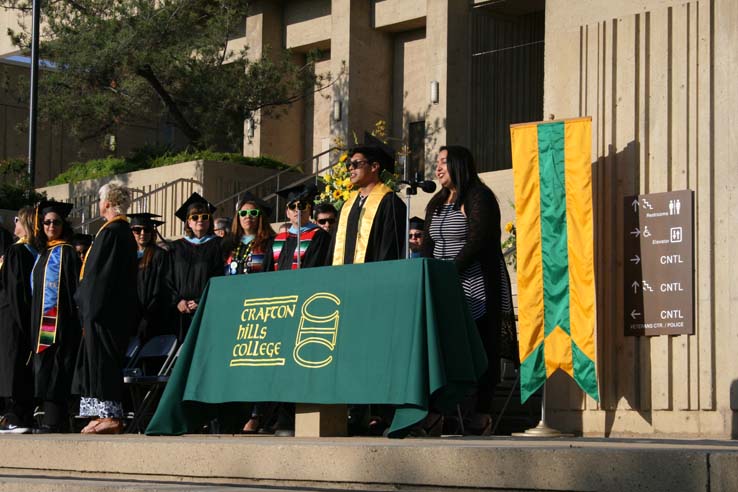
[287,201,309,211]
[317,218,336,225]
[238,209,261,218]
[346,159,370,171]
[43,219,62,227]
[188,213,211,222]
[131,226,152,234]
[409,233,423,239]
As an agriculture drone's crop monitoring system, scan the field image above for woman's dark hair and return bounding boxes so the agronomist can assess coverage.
[183,203,214,238]
[35,212,73,250]
[427,145,485,216]
[138,228,162,270]
[230,198,275,251]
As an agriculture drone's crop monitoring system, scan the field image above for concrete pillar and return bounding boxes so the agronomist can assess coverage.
[330,0,393,147]
[425,1,471,163]
[243,1,304,166]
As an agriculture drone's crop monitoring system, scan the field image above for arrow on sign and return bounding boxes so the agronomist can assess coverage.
[630,309,641,319]
[630,255,641,265]
[630,227,641,237]
[631,281,640,293]
[632,198,640,212]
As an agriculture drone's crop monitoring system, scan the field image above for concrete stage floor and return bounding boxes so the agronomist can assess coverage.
[0,434,737,491]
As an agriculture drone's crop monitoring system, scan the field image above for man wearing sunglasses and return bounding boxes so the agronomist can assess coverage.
[331,140,406,266]
[313,202,338,235]
[408,216,425,258]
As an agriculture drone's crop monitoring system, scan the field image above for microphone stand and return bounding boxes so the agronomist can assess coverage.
[296,202,302,269]
[399,172,434,259]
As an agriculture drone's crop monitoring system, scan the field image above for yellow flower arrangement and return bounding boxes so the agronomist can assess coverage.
[501,220,517,270]
[318,152,355,210]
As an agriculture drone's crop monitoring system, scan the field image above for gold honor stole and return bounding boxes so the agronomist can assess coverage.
[79,215,128,281]
[332,183,393,265]
[36,241,68,353]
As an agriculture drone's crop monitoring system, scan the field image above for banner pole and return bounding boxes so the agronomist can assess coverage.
[512,381,573,437]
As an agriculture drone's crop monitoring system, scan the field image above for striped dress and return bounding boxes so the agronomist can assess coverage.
[430,204,487,320]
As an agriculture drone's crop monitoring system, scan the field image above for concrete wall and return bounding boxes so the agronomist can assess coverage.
[544,0,738,438]
[392,29,428,151]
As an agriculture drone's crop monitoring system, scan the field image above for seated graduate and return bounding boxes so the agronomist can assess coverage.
[71,233,93,263]
[129,213,173,343]
[168,192,223,342]
[408,216,425,258]
[30,200,81,434]
[74,183,138,435]
[273,184,331,271]
[331,135,406,265]
[225,192,275,276]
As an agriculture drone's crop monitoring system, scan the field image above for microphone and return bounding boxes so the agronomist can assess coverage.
[418,180,436,193]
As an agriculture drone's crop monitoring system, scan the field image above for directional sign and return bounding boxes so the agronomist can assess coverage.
[623,190,694,336]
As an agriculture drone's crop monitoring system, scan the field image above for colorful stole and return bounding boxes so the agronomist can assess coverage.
[79,215,127,281]
[36,242,69,353]
[272,228,320,270]
[332,183,393,265]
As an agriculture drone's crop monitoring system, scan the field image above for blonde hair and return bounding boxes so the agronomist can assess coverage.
[99,182,132,215]
[17,206,36,244]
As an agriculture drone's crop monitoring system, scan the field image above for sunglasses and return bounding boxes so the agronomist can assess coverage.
[409,233,423,239]
[287,202,309,211]
[43,219,62,227]
[188,213,211,222]
[131,226,152,234]
[317,218,335,225]
[238,209,261,218]
[346,159,370,171]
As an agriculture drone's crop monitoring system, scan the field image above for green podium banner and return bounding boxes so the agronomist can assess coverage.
[146,259,487,437]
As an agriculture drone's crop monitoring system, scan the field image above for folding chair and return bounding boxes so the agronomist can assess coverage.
[123,334,178,434]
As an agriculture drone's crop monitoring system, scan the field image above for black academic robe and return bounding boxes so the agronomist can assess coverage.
[276,228,332,271]
[136,246,174,343]
[168,236,223,340]
[30,243,82,401]
[333,191,406,264]
[0,243,36,399]
[73,220,138,402]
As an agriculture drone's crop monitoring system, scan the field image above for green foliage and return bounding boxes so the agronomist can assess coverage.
[47,150,291,185]
[0,159,46,210]
[6,0,325,150]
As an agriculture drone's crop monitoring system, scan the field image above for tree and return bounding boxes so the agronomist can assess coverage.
[5,0,325,150]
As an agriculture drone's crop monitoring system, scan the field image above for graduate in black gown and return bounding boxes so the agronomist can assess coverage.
[330,140,406,266]
[73,183,138,434]
[129,213,173,343]
[273,184,331,271]
[168,192,223,342]
[30,201,81,433]
[0,207,39,433]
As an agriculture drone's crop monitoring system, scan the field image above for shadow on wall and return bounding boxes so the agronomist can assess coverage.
[548,140,653,436]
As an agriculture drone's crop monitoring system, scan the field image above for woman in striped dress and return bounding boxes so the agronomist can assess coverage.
[422,145,517,435]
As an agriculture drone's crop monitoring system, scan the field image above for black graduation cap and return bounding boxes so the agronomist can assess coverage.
[37,200,73,219]
[238,191,273,218]
[71,233,93,247]
[409,216,425,230]
[348,132,395,174]
[275,183,318,205]
[128,213,165,229]
[174,192,217,222]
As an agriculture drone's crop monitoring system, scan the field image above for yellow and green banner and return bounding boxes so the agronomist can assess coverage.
[510,117,599,403]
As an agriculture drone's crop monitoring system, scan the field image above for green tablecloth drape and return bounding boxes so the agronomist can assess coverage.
[146,259,487,438]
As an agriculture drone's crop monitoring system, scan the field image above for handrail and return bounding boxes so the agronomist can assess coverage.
[74,177,201,230]
[213,146,341,210]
